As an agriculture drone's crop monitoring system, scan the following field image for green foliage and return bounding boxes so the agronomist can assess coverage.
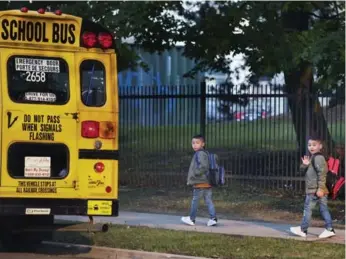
[0,1,344,89]
[0,1,183,72]
[178,1,345,89]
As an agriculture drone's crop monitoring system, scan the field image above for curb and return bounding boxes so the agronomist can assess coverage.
[43,241,210,259]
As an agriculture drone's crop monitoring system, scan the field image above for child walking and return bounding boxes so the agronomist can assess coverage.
[181,135,217,227]
[290,136,335,238]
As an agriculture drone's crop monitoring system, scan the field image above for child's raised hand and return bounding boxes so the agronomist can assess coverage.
[301,156,310,165]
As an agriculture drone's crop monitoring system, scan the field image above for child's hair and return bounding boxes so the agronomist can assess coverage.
[309,135,322,143]
[192,134,205,143]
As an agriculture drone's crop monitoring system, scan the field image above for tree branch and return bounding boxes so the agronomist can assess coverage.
[308,11,342,20]
[310,1,342,20]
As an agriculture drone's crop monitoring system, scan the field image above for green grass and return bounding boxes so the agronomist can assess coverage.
[119,118,345,179]
[119,186,345,228]
[120,118,345,153]
[53,225,345,259]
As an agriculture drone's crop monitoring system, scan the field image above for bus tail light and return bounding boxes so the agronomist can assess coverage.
[98,32,113,49]
[99,121,116,139]
[81,121,99,138]
[37,8,45,14]
[94,162,105,173]
[82,32,97,48]
[20,7,28,13]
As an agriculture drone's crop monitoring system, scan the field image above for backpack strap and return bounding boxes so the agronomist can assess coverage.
[195,150,209,169]
[311,153,323,174]
[311,155,318,173]
[209,153,217,170]
[195,152,200,168]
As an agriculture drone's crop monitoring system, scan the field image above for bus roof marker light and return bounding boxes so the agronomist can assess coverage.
[82,32,97,48]
[55,10,62,15]
[37,8,45,14]
[20,7,29,13]
[98,32,113,49]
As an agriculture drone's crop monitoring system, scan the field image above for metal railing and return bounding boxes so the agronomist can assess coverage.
[118,83,345,191]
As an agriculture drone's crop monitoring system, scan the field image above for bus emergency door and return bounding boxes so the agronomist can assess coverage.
[0,49,79,197]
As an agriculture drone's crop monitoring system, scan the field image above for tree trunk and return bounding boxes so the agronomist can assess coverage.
[283,10,335,157]
[285,63,334,157]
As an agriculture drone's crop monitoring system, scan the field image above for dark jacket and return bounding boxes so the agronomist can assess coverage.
[187,150,209,186]
[300,154,329,194]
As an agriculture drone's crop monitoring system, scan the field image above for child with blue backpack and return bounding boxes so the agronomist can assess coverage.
[181,134,220,227]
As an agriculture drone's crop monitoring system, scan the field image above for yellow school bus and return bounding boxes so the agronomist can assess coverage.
[0,7,118,248]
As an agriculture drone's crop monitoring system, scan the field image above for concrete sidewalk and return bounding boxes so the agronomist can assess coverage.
[56,211,345,245]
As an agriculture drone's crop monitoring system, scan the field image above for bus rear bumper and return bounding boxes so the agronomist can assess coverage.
[0,198,119,217]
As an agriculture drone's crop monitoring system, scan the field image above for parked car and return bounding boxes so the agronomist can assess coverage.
[233,99,272,121]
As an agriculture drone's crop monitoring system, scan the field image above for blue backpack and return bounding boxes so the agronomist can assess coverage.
[195,150,225,187]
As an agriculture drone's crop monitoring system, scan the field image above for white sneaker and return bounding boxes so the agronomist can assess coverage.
[290,226,307,237]
[207,218,217,227]
[318,229,336,238]
[181,216,195,226]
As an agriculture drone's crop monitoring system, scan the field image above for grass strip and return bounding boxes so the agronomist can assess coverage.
[53,224,345,259]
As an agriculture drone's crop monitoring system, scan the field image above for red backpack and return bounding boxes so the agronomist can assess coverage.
[311,154,344,200]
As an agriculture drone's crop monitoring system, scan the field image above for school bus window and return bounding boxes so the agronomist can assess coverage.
[80,60,106,107]
[7,142,69,179]
[7,56,69,105]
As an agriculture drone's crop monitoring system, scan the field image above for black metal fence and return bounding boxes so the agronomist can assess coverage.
[118,83,345,191]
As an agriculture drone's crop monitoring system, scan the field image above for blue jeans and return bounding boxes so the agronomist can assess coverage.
[301,194,333,232]
[189,188,216,221]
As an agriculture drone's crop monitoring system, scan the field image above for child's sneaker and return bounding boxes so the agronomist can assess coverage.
[207,218,217,226]
[318,228,335,238]
[181,216,195,226]
[290,226,307,237]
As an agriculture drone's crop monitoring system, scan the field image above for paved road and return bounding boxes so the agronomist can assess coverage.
[0,243,87,258]
[57,211,345,244]
[0,242,204,259]
[0,242,118,259]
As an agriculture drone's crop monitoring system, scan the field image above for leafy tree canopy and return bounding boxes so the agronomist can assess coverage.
[1,1,344,90]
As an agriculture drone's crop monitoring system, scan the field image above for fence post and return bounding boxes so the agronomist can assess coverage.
[305,88,311,155]
[200,81,206,137]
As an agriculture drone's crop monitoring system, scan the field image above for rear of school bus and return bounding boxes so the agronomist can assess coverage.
[0,8,119,248]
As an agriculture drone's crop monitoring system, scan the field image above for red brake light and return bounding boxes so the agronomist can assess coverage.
[20,7,28,13]
[105,186,112,193]
[94,162,105,173]
[82,32,97,48]
[55,10,62,15]
[37,8,45,14]
[98,32,113,49]
[81,121,99,138]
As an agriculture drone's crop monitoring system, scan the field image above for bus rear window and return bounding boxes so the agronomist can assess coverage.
[80,60,106,107]
[7,56,69,105]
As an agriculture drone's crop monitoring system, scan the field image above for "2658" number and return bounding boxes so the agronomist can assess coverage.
[25,71,46,82]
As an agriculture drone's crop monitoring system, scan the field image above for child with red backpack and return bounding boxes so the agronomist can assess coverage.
[290,136,335,239]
